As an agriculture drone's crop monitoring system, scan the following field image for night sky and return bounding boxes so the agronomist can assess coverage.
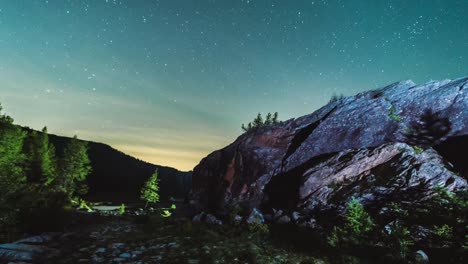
[0,0,467,170]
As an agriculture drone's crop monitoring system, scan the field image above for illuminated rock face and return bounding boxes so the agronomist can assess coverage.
[191,77,468,215]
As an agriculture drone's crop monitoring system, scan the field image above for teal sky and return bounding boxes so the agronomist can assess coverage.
[0,0,466,170]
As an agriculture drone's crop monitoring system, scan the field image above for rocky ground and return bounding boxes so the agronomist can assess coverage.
[1,208,355,264]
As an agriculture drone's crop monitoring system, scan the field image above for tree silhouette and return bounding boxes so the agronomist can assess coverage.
[404,109,451,149]
[241,112,280,132]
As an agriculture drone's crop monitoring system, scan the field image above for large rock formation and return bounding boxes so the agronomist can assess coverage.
[191,77,468,218]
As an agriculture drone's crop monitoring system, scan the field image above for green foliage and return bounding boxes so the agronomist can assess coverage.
[412,145,424,154]
[241,112,280,132]
[0,104,27,241]
[327,198,374,247]
[434,224,453,240]
[78,199,93,212]
[388,105,402,122]
[119,203,126,215]
[385,221,414,259]
[0,104,27,201]
[141,170,160,208]
[57,135,92,199]
[344,198,374,235]
[0,102,92,242]
[23,127,57,185]
[160,204,177,217]
[161,209,172,217]
[248,222,270,236]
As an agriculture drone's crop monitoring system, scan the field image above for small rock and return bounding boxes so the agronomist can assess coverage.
[119,252,131,258]
[247,208,264,224]
[273,209,283,219]
[205,214,223,225]
[132,250,143,256]
[111,243,125,250]
[414,250,429,264]
[14,234,53,245]
[91,255,105,263]
[299,218,317,228]
[233,214,243,225]
[292,211,300,222]
[192,212,205,222]
[167,242,178,248]
[95,248,106,254]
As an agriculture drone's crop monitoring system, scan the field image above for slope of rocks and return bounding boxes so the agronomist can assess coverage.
[191,77,468,217]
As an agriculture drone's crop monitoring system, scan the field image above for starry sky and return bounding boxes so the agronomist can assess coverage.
[0,0,467,171]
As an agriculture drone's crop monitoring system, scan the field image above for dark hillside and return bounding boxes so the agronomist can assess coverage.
[22,127,192,202]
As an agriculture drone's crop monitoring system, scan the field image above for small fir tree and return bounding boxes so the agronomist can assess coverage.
[264,112,273,125]
[252,113,263,128]
[272,112,279,124]
[241,112,280,132]
[141,170,160,208]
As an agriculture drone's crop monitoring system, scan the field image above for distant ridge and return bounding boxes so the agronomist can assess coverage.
[22,127,192,202]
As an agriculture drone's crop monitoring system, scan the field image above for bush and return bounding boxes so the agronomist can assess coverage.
[327,198,374,248]
[384,221,414,259]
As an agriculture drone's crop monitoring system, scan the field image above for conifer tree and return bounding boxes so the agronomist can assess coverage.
[58,135,91,199]
[272,112,279,124]
[23,127,57,185]
[264,112,273,125]
[241,123,247,132]
[141,170,160,208]
[252,113,263,128]
[0,104,27,203]
[241,112,280,132]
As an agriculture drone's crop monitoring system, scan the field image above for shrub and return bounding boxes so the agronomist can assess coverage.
[119,203,126,215]
[327,198,374,247]
[384,221,414,259]
[434,224,453,240]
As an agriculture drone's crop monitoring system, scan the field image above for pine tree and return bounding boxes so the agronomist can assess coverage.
[264,112,272,125]
[241,113,280,132]
[272,112,279,124]
[241,123,248,132]
[404,109,451,149]
[141,170,160,208]
[39,127,57,186]
[0,104,27,203]
[0,104,27,230]
[23,127,57,185]
[58,135,91,199]
[252,113,263,128]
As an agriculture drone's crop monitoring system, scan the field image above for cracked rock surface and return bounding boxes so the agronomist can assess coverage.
[190,77,468,216]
